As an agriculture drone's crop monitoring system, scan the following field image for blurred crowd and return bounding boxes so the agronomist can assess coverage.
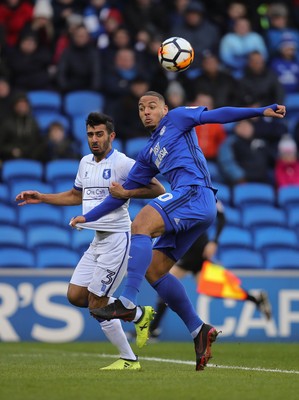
[1,0,299,189]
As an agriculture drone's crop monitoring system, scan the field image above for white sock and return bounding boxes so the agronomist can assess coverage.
[191,323,203,339]
[100,319,136,361]
[133,306,143,322]
[119,295,136,309]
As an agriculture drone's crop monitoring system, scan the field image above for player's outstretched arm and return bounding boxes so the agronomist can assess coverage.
[15,190,42,206]
[200,104,286,124]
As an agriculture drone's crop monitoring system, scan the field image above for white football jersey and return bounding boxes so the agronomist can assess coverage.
[74,149,135,232]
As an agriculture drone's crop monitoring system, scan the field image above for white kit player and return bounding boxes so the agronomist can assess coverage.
[16,112,165,370]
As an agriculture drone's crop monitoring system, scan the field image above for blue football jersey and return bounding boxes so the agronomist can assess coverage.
[127,106,213,189]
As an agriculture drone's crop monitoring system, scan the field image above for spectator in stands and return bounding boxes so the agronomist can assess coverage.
[56,24,102,93]
[224,2,249,33]
[135,32,173,96]
[236,51,285,106]
[102,47,144,116]
[52,13,84,65]
[42,121,80,162]
[217,119,272,186]
[0,0,33,48]
[264,2,299,60]
[22,0,55,49]
[165,80,186,110]
[192,92,227,162]
[0,77,13,121]
[191,51,238,107]
[275,134,299,188]
[101,26,133,73]
[113,76,150,141]
[170,1,221,78]
[250,112,288,170]
[52,0,86,42]
[0,92,43,162]
[122,0,169,38]
[270,32,299,94]
[7,30,53,91]
[168,0,190,28]
[83,0,124,50]
[219,17,268,78]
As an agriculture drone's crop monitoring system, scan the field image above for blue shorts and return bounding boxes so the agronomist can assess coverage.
[150,185,217,261]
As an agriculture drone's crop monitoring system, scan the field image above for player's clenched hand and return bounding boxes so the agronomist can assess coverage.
[15,190,42,206]
[69,215,86,228]
[109,182,129,199]
[264,105,286,118]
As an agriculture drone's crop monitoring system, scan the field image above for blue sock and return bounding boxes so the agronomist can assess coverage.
[121,234,153,305]
[152,273,203,334]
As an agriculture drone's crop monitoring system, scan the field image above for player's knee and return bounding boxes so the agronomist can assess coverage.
[67,285,88,307]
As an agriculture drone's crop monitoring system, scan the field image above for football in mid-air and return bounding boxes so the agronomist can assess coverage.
[158,37,194,72]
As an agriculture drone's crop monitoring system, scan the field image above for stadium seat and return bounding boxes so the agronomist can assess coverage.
[242,205,286,232]
[287,206,299,230]
[10,180,53,203]
[0,203,18,225]
[71,228,94,254]
[64,91,104,117]
[284,93,299,120]
[253,227,298,253]
[53,179,75,193]
[45,159,79,183]
[72,115,86,143]
[278,186,299,211]
[62,205,82,226]
[265,249,299,269]
[26,225,72,250]
[223,206,242,227]
[34,111,70,135]
[125,137,149,159]
[36,247,80,268]
[2,159,44,183]
[215,182,231,205]
[220,248,264,269]
[233,183,276,208]
[218,226,253,251]
[18,203,63,227]
[0,248,35,268]
[0,225,26,248]
[27,90,62,112]
[0,183,9,204]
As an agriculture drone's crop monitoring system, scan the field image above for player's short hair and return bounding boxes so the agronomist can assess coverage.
[86,112,114,134]
[141,91,165,104]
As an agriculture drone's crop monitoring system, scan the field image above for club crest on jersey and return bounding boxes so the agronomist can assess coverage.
[160,126,166,136]
[103,169,111,179]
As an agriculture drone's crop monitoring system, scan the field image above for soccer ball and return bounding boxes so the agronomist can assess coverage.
[158,37,194,72]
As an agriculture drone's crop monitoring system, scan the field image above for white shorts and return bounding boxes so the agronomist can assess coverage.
[70,231,131,297]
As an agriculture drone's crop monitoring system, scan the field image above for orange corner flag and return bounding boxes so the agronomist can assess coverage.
[197,261,247,300]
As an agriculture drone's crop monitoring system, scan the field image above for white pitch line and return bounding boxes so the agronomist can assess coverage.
[10,352,299,375]
[97,353,299,375]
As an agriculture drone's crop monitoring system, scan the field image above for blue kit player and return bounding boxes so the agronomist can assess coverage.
[70,91,286,370]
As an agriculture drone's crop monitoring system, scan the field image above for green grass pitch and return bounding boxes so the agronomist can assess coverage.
[1,341,299,400]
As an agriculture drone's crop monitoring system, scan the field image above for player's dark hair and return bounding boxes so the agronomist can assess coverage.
[142,91,165,103]
[86,112,114,134]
